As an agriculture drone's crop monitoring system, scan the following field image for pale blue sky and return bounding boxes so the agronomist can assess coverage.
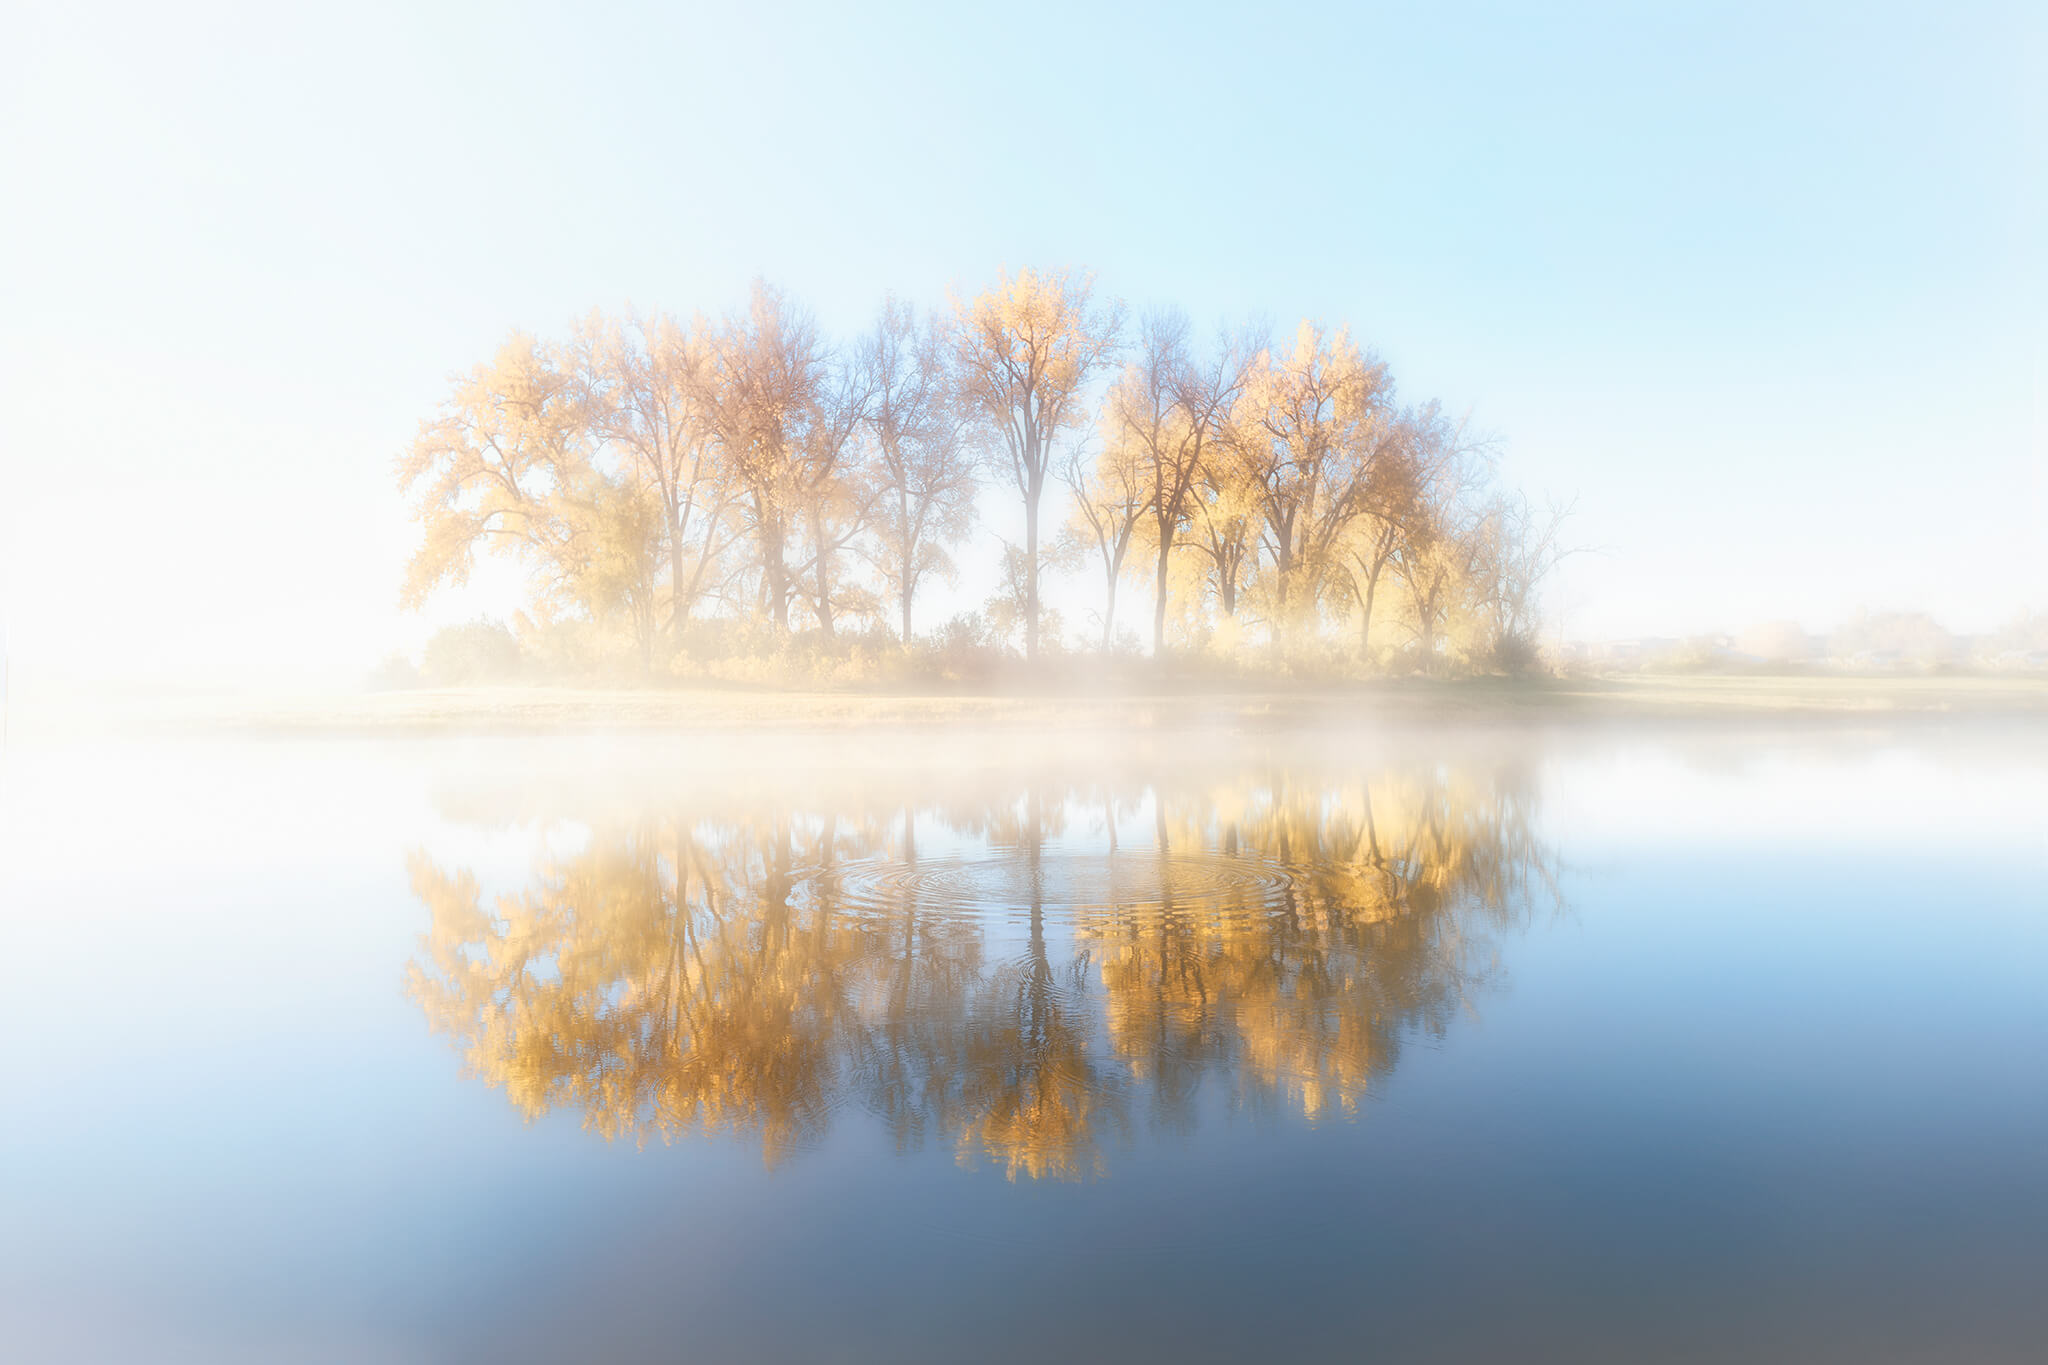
[2,0,2041,684]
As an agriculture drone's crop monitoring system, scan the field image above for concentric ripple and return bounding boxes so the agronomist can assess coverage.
[821,851,1298,923]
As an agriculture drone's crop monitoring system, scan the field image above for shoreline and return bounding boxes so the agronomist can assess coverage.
[9,674,2048,742]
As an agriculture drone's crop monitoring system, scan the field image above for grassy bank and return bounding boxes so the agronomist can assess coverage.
[13,674,2048,740]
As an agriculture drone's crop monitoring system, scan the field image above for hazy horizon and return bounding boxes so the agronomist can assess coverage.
[3,0,2043,689]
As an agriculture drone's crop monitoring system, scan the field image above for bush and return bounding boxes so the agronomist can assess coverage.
[1484,632,1545,677]
[661,620,919,688]
[916,613,1009,683]
[421,619,524,685]
[364,653,420,691]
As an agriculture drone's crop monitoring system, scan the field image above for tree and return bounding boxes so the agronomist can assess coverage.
[863,297,975,643]
[1107,311,1252,655]
[984,541,1065,653]
[574,310,739,648]
[399,332,664,662]
[1222,322,1401,651]
[551,473,666,663]
[397,332,594,611]
[1336,432,1419,664]
[1187,448,1260,624]
[700,281,872,637]
[392,273,1569,679]
[1466,490,1572,672]
[792,334,879,638]
[1391,431,1489,672]
[953,268,1122,662]
[1337,403,1478,666]
[1828,610,1959,669]
[1062,434,1148,652]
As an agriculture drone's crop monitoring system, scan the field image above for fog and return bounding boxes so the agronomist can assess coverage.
[5,3,2042,698]
[5,5,2045,1362]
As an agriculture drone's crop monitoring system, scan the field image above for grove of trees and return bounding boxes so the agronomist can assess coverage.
[399,268,1569,683]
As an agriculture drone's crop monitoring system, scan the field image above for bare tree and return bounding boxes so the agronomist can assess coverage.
[1391,428,1491,672]
[952,267,1122,662]
[1338,403,1485,666]
[793,346,878,638]
[1062,438,1148,652]
[1221,321,1400,650]
[701,281,871,636]
[1108,311,1253,655]
[864,298,976,643]
[574,310,739,648]
[399,332,599,615]
[1187,451,1260,623]
[1467,490,1573,671]
[984,540,1067,653]
[395,273,1576,681]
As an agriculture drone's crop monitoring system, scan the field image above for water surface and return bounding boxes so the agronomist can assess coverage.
[2,727,2043,1362]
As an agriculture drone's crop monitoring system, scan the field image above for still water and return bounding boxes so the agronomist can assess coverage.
[2,726,2044,1363]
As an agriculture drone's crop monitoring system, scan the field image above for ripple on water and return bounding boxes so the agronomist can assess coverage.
[819,852,1298,925]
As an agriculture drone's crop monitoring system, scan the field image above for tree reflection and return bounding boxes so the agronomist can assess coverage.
[407,760,1560,1179]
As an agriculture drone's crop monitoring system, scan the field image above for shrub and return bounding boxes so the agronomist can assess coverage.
[420,619,524,685]
[364,653,420,691]
[1485,632,1545,677]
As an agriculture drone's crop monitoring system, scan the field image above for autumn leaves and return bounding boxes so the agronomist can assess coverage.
[399,268,1559,678]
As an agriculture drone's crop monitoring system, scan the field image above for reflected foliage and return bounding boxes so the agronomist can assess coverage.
[408,762,1560,1179]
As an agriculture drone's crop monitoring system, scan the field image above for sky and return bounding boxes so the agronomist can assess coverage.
[1,0,2042,688]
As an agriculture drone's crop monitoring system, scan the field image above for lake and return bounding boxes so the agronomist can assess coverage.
[2,723,2044,1362]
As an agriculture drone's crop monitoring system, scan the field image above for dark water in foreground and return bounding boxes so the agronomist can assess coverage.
[2,728,2044,1363]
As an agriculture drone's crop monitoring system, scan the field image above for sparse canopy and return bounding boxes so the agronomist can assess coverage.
[396,269,1567,679]
[1220,322,1399,648]
[572,310,738,648]
[864,297,976,643]
[950,268,1124,662]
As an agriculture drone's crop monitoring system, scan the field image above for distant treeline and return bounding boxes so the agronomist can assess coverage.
[1566,610,2048,676]
[398,268,1567,684]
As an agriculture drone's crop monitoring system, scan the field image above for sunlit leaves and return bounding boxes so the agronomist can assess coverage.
[396,273,1559,673]
[951,267,1124,660]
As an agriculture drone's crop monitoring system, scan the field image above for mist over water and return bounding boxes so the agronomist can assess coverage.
[2,725,2043,1362]
[7,5,2041,1362]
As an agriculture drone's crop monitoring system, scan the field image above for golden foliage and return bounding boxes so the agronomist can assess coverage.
[395,274,1558,677]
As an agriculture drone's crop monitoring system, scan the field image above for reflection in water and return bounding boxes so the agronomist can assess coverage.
[407,762,1561,1179]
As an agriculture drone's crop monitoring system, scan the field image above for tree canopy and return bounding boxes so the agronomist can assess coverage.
[398,270,1567,681]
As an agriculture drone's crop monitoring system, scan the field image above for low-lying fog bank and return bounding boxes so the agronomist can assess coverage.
[5,674,2046,745]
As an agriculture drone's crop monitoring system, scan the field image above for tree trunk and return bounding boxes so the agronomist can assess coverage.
[1024,482,1041,662]
[814,553,836,638]
[898,505,916,644]
[1152,535,1171,656]
[668,512,687,648]
[1272,550,1292,655]
[763,517,790,634]
[1101,570,1117,652]
[1358,567,1379,663]
[1412,583,1438,675]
